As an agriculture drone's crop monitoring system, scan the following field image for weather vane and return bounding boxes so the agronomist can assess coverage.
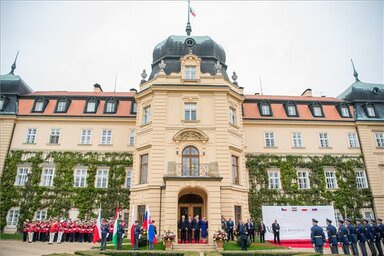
[9,51,19,75]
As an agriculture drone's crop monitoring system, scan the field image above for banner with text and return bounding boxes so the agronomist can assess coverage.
[262,206,335,241]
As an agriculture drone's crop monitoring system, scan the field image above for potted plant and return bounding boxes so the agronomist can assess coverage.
[213,229,227,250]
[161,230,176,249]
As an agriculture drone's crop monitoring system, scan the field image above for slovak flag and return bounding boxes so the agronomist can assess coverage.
[190,6,196,17]
[143,207,150,230]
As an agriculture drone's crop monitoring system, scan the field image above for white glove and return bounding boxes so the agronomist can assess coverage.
[106,233,109,238]
[122,234,125,238]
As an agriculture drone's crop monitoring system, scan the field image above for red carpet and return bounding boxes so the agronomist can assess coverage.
[177,239,208,244]
[267,239,330,248]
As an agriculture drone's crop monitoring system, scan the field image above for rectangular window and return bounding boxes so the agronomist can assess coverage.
[15,167,29,186]
[234,206,242,227]
[231,155,239,185]
[86,101,96,112]
[7,209,19,227]
[229,108,236,125]
[0,98,5,110]
[105,101,116,113]
[268,170,280,189]
[292,132,303,148]
[132,102,137,113]
[140,154,148,184]
[95,169,109,188]
[340,106,350,117]
[261,104,271,116]
[34,101,44,112]
[56,101,67,112]
[335,212,343,225]
[348,133,359,148]
[36,210,47,221]
[319,133,330,148]
[74,169,87,188]
[80,129,92,144]
[375,132,384,148]
[364,211,374,220]
[287,105,297,116]
[126,167,132,188]
[40,168,54,187]
[313,106,322,117]
[367,106,375,117]
[49,128,60,144]
[129,129,135,145]
[325,170,337,189]
[184,103,197,121]
[143,106,151,124]
[356,170,368,189]
[26,128,37,144]
[101,129,112,145]
[185,66,196,80]
[297,170,309,189]
[137,205,146,225]
[264,132,275,147]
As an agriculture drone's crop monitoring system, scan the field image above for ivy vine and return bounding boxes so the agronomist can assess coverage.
[0,150,132,232]
[247,154,373,222]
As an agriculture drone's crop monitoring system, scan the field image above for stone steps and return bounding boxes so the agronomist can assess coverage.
[172,243,216,252]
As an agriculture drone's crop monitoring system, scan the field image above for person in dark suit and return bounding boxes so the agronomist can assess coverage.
[227,218,234,241]
[239,220,248,251]
[100,219,109,251]
[311,218,326,254]
[186,216,193,243]
[247,219,255,242]
[325,218,339,254]
[193,215,201,243]
[259,220,266,243]
[178,215,187,243]
[272,219,281,245]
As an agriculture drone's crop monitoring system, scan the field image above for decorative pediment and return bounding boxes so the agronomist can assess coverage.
[173,128,209,142]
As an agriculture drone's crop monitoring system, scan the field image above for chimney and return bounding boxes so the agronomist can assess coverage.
[130,88,138,93]
[93,83,103,92]
[301,88,312,97]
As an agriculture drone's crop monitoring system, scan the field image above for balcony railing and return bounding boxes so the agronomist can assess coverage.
[166,161,219,177]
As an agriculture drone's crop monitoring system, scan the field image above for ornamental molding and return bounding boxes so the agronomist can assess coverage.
[173,128,209,142]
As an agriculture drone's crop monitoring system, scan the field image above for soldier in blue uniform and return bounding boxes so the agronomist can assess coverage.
[133,220,141,250]
[311,218,326,254]
[356,218,368,256]
[372,219,383,256]
[364,218,377,256]
[338,218,350,255]
[326,218,339,254]
[378,218,384,247]
[100,218,109,251]
[346,218,359,256]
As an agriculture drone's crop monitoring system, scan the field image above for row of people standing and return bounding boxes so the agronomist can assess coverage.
[178,215,208,243]
[221,216,257,242]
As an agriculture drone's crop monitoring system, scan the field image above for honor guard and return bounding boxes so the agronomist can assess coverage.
[311,218,326,254]
[326,218,339,254]
[346,218,359,256]
[364,218,377,256]
[372,219,383,256]
[339,218,351,255]
[356,218,368,256]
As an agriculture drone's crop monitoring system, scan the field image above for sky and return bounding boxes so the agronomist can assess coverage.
[1,1,383,97]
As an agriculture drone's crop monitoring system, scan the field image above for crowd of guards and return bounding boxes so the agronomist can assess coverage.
[312,217,384,255]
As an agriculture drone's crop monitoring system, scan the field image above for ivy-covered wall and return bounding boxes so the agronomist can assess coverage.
[247,154,373,221]
[0,150,132,231]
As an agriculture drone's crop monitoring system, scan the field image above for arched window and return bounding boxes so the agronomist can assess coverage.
[182,146,199,176]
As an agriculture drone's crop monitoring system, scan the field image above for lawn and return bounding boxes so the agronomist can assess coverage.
[223,241,288,251]
[0,232,23,240]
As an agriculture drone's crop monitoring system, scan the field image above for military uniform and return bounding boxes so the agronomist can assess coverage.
[356,218,368,256]
[378,218,384,247]
[116,222,125,250]
[364,219,377,256]
[372,219,383,256]
[326,218,339,254]
[311,218,326,254]
[100,221,109,250]
[339,219,350,255]
[346,218,359,256]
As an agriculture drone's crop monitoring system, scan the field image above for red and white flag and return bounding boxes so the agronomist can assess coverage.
[92,207,101,243]
[130,206,135,246]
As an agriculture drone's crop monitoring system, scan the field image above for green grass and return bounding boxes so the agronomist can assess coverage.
[223,241,288,251]
[0,232,23,240]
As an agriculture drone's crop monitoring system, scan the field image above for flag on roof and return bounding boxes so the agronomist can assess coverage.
[190,6,196,17]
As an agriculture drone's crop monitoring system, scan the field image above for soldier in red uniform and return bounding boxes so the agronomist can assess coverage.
[22,220,29,242]
[48,219,58,244]
[57,220,65,243]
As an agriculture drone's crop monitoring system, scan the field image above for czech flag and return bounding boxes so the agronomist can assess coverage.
[130,206,135,246]
[190,6,196,17]
[143,207,150,230]
[92,207,101,243]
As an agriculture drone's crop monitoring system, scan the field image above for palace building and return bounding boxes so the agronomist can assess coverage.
[0,29,383,246]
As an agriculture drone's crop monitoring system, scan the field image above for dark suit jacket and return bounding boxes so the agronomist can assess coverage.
[259,223,266,234]
[272,223,280,233]
[239,224,248,239]
[193,219,200,230]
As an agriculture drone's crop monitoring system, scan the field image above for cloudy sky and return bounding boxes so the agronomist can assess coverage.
[1,1,382,97]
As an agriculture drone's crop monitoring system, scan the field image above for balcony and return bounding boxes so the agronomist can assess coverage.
[164,161,222,181]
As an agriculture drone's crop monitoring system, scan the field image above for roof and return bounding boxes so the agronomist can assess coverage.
[29,91,134,97]
[338,81,384,102]
[245,94,343,102]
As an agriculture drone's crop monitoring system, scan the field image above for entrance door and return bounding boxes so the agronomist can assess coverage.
[178,204,204,219]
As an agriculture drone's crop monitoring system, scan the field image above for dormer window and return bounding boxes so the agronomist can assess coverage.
[364,103,376,117]
[84,97,99,113]
[309,102,324,117]
[284,101,298,117]
[104,98,118,114]
[258,101,272,116]
[336,103,351,118]
[55,97,71,113]
[32,97,48,113]
[0,95,8,111]
[131,101,137,114]
[185,66,196,80]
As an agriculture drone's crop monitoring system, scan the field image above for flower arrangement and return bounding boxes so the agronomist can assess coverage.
[161,230,176,241]
[213,229,228,241]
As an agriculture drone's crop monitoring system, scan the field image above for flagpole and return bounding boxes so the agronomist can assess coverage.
[188,0,190,24]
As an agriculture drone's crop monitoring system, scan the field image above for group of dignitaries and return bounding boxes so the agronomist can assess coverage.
[311,217,384,255]
[22,218,126,245]
[221,216,258,243]
[178,215,209,243]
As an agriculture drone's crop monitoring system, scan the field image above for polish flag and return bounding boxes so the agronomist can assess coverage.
[92,207,101,243]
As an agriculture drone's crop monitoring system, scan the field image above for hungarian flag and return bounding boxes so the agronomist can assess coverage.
[92,207,101,243]
[130,206,135,246]
[190,6,196,17]
[112,208,119,245]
